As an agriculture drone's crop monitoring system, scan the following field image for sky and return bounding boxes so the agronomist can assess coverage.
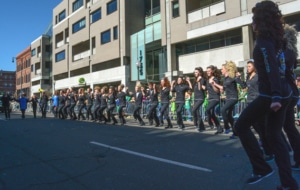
[0,0,62,71]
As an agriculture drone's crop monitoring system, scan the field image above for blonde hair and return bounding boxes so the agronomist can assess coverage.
[284,24,298,58]
[224,61,237,78]
[136,84,142,88]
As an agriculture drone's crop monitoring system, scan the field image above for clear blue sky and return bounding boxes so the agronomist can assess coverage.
[0,0,62,71]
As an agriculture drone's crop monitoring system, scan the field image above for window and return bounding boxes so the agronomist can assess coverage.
[200,0,221,8]
[55,50,65,62]
[73,0,83,12]
[145,0,160,16]
[176,28,242,56]
[31,65,34,72]
[45,45,51,53]
[59,10,66,22]
[210,33,225,49]
[91,9,101,23]
[101,29,111,44]
[72,18,86,33]
[107,0,117,15]
[225,29,242,46]
[172,1,179,18]
[113,26,118,40]
[31,49,36,56]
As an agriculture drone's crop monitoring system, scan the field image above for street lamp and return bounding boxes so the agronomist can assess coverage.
[136,60,140,81]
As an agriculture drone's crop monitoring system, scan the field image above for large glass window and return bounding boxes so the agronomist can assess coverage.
[91,9,101,23]
[101,29,111,44]
[210,33,225,49]
[225,29,242,46]
[31,49,36,56]
[72,18,86,33]
[113,26,118,40]
[187,0,223,13]
[145,48,167,81]
[107,0,117,15]
[172,1,179,18]
[145,0,160,16]
[59,10,66,22]
[73,0,83,12]
[55,50,65,62]
[176,28,242,55]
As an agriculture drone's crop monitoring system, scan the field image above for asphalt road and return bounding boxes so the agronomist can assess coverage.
[0,112,299,190]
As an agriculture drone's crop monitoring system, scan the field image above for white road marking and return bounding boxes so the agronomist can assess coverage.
[90,141,212,172]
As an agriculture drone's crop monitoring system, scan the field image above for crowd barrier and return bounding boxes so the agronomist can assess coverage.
[9,100,299,124]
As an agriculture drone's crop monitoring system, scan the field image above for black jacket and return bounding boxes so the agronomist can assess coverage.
[253,36,292,103]
[133,92,143,107]
[1,95,12,107]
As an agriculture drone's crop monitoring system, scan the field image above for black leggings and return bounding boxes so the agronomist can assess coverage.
[176,103,184,125]
[86,104,93,119]
[160,103,170,122]
[193,100,204,127]
[206,99,220,127]
[221,99,238,130]
[235,96,298,188]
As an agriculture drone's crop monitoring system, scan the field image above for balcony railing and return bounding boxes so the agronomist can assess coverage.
[74,50,90,61]
[57,40,64,48]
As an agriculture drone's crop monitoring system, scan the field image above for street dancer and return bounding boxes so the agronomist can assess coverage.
[171,75,192,130]
[235,1,298,189]
[107,86,118,125]
[193,67,206,132]
[205,65,221,131]
[159,77,172,129]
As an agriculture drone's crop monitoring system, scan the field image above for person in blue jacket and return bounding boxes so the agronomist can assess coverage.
[15,93,30,119]
[51,91,59,118]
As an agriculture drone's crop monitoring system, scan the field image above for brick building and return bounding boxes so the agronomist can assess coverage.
[15,46,31,97]
[0,70,16,95]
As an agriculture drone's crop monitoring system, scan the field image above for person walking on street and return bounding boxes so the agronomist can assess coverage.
[211,61,239,136]
[98,86,109,124]
[77,88,86,120]
[30,95,39,118]
[92,87,101,122]
[236,60,274,159]
[63,89,71,119]
[235,1,298,189]
[1,92,13,120]
[193,67,206,132]
[171,75,192,130]
[69,87,77,120]
[51,91,59,118]
[205,65,222,131]
[159,77,172,129]
[14,93,30,119]
[40,91,49,118]
[132,85,146,126]
[116,84,128,125]
[282,23,300,172]
[85,88,94,121]
[58,90,66,119]
[146,82,160,127]
[107,86,118,125]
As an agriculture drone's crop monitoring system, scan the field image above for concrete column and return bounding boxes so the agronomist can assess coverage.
[165,0,172,81]
[242,25,254,60]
